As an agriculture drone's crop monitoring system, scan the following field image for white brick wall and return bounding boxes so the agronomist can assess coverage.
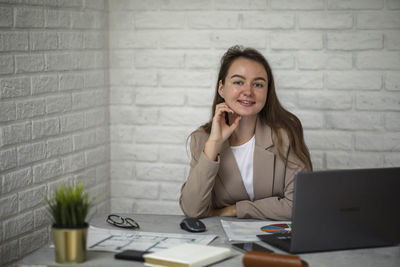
[1,0,400,265]
[0,0,109,266]
[109,0,400,217]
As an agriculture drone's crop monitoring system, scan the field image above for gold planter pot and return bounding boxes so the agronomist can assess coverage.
[52,224,88,264]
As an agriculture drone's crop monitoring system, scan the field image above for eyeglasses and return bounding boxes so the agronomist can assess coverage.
[106,214,140,229]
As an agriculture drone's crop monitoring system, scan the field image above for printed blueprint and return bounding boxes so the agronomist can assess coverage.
[87,226,217,252]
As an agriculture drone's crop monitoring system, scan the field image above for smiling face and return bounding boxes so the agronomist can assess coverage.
[218,57,268,119]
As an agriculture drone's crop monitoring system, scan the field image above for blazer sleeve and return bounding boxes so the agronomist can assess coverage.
[179,130,219,218]
[236,147,305,220]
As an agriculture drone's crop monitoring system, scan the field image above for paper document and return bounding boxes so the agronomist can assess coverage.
[221,219,292,241]
[87,226,217,252]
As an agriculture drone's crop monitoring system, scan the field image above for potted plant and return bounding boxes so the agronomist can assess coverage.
[45,183,90,263]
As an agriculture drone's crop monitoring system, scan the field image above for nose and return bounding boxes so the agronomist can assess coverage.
[241,82,253,96]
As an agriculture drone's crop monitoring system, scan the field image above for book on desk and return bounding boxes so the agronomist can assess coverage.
[143,243,233,267]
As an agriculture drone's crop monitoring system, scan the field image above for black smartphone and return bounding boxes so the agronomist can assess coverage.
[232,242,273,253]
[225,111,230,126]
[114,249,150,262]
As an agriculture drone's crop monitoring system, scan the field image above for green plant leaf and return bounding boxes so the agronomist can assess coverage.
[44,183,91,228]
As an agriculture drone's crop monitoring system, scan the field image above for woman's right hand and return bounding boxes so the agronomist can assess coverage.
[204,103,241,161]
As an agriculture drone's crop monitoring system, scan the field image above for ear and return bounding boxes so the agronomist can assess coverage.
[218,80,224,98]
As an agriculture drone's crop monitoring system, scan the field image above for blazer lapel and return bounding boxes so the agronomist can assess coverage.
[218,139,249,200]
[253,118,276,200]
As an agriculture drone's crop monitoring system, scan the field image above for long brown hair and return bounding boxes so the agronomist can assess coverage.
[201,45,312,171]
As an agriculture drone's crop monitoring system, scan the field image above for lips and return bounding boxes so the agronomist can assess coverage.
[238,100,256,106]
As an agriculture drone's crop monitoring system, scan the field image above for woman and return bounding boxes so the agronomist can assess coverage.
[180,46,312,220]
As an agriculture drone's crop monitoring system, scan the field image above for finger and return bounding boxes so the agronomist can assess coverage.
[216,103,234,113]
[214,108,233,119]
[216,102,228,108]
[229,115,241,130]
[221,115,240,138]
[216,106,234,116]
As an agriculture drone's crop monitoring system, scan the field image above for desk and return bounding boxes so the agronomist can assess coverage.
[18,214,400,267]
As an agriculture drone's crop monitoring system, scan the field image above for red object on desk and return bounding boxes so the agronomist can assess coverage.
[243,251,308,267]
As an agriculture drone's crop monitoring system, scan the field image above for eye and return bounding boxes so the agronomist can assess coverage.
[254,82,264,88]
[233,81,243,85]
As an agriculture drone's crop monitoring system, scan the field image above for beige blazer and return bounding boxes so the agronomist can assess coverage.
[179,118,306,220]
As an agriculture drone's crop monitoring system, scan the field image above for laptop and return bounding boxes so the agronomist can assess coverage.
[257,167,400,253]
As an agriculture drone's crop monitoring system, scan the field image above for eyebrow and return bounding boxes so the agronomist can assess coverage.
[230,74,266,81]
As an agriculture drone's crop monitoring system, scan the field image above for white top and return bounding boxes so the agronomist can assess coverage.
[230,135,255,201]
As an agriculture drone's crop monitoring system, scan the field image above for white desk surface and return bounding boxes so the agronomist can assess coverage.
[17,214,400,267]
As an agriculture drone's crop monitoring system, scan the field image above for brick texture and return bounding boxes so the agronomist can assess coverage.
[0,1,109,266]
[108,0,400,219]
[1,0,400,265]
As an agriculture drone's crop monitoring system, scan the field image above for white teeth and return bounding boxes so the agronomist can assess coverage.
[239,100,253,104]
